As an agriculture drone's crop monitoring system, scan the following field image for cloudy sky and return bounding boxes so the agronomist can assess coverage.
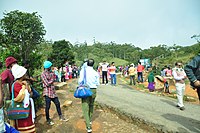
[0,0,200,49]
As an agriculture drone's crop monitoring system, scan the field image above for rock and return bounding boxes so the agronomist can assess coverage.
[62,100,73,107]
[55,82,67,90]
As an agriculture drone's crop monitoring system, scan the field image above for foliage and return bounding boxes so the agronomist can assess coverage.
[49,39,75,67]
[0,10,46,74]
[72,41,200,71]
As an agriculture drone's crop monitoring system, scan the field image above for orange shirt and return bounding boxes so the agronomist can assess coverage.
[108,66,116,74]
[137,65,144,72]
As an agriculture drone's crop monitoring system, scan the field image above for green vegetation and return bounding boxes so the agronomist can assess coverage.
[0,10,199,108]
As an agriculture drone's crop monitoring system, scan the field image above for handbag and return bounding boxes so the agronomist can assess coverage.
[74,85,93,98]
[7,82,30,120]
[74,67,93,98]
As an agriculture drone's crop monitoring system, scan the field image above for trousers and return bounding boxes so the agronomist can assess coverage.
[45,96,62,121]
[175,83,185,107]
[81,89,96,129]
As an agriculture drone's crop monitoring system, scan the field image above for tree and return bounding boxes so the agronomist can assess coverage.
[0,10,46,62]
[49,40,75,67]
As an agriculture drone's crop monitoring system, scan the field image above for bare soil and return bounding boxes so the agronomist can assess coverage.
[35,79,150,133]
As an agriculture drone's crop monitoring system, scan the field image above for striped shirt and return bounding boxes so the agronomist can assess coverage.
[41,70,57,98]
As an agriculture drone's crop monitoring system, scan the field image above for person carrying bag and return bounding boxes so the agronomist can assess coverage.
[74,64,93,98]
[77,59,99,133]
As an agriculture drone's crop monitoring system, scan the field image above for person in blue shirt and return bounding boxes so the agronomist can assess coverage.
[78,59,100,133]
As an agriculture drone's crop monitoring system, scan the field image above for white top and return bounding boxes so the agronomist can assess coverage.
[172,67,186,81]
[78,66,100,88]
[100,63,109,71]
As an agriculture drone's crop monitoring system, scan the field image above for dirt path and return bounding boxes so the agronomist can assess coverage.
[35,79,149,133]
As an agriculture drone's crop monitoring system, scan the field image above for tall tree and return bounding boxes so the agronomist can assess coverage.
[50,40,75,67]
[0,10,46,62]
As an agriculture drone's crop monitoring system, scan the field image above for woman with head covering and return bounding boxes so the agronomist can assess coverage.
[11,64,36,132]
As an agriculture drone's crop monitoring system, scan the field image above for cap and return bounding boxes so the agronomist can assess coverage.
[44,61,52,69]
[5,56,17,68]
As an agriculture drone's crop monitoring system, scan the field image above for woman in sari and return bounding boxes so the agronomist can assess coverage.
[11,64,36,133]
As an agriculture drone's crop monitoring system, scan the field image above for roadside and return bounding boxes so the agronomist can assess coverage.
[120,75,199,104]
[96,77,200,133]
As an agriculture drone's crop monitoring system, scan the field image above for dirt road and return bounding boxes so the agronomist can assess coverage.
[35,79,150,133]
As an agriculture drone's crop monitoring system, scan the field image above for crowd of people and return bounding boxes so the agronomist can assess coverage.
[0,54,200,133]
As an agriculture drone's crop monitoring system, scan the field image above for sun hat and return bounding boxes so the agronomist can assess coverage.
[5,56,17,68]
[11,64,27,79]
[130,63,134,66]
[44,61,52,69]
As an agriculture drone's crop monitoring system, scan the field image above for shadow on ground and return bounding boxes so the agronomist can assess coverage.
[162,113,200,133]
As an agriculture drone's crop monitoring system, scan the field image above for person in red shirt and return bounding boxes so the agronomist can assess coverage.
[108,62,117,85]
[137,62,144,83]
[1,56,18,120]
[1,57,18,94]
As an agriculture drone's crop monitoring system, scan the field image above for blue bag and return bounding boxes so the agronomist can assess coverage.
[74,85,93,98]
[31,87,40,99]
[74,67,93,98]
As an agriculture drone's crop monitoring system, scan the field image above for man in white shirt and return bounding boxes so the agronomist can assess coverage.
[78,59,99,133]
[100,61,109,85]
[172,62,187,111]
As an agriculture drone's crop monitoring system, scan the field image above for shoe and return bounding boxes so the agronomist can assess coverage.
[176,105,180,108]
[59,115,69,122]
[86,127,92,133]
[47,119,54,126]
[180,107,185,111]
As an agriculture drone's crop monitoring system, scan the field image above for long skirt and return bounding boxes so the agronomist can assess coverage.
[15,105,35,133]
[148,82,155,91]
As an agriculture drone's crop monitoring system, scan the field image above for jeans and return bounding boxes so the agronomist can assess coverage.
[81,89,96,129]
[137,72,143,83]
[45,96,62,121]
[164,82,170,93]
[175,83,185,107]
[130,75,136,85]
[110,74,116,85]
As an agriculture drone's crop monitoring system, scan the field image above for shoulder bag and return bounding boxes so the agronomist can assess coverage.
[7,82,30,120]
[74,67,93,98]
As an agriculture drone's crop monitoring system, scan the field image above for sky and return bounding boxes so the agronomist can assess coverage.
[0,0,200,49]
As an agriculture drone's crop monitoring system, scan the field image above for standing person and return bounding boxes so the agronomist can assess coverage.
[137,62,144,83]
[128,63,136,85]
[11,64,35,132]
[0,77,19,133]
[78,59,99,133]
[41,61,68,126]
[1,57,18,99]
[108,62,116,86]
[184,53,200,103]
[172,62,187,110]
[1,57,18,122]
[147,71,155,92]
[100,61,109,85]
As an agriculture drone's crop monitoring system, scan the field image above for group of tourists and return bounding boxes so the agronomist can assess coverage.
[0,53,200,133]
[52,64,79,82]
[0,57,69,133]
